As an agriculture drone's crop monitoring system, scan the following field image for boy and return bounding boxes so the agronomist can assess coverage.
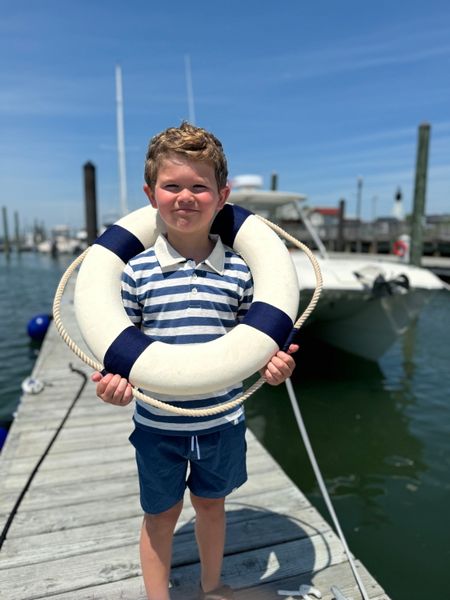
[92,122,298,600]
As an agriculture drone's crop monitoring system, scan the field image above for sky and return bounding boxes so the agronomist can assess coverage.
[1,0,450,232]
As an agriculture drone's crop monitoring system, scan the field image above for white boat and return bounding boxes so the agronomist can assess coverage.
[36,226,87,255]
[229,176,447,361]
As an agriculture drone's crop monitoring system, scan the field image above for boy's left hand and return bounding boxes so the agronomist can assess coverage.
[261,343,299,386]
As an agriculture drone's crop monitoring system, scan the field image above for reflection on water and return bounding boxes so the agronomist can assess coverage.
[246,290,450,600]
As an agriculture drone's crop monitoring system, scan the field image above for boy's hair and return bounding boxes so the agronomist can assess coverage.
[144,122,228,190]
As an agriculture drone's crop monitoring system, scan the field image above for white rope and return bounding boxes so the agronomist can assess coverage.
[285,378,370,600]
[53,216,323,415]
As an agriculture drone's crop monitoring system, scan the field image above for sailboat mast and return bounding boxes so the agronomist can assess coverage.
[184,55,196,125]
[115,65,129,216]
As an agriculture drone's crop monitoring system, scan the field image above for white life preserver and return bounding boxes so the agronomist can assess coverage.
[74,203,299,395]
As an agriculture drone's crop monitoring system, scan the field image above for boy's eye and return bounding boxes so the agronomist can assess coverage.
[164,184,179,190]
[193,184,207,191]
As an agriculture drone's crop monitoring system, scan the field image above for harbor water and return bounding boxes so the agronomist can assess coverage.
[1,251,449,600]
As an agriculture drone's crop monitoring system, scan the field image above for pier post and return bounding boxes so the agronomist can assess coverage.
[270,172,278,191]
[355,176,363,253]
[410,123,431,266]
[337,198,345,251]
[14,211,21,252]
[2,206,10,257]
[83,162,98,246]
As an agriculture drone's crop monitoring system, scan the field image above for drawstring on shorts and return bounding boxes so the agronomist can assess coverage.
[190,435,201,460]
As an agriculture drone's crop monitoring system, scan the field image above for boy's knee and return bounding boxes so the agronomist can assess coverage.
[144,500,183,528]
[190,494,225,516]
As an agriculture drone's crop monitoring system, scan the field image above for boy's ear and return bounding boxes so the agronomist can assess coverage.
[217,184,231,210]
[143,184,157,208]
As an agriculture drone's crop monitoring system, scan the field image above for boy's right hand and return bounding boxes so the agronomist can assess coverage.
[91,371,134,406]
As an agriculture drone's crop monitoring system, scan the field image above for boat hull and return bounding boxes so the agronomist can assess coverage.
[299,286,438,360]
[291,252,445,361]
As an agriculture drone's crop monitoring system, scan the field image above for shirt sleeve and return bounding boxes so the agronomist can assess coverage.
[121,262,142,327]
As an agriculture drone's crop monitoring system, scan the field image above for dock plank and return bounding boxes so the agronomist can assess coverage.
[0,503,329,569]
[0,533,345,600]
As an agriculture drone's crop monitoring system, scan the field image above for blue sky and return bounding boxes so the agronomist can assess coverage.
[1,1,450,231]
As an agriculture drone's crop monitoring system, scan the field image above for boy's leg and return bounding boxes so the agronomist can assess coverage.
[187,423,247,596]
[140,500,183,600]
[128,428,190,600]
[190,493,226,593]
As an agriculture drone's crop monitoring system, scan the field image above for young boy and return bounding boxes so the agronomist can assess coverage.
[92,122,298,600]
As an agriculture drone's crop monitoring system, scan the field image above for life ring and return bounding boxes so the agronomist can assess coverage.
[74,203,300,396]
[393,239,407,257]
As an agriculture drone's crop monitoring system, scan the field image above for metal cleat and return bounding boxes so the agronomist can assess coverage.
[330,585,353,600]
[277,584,322,599]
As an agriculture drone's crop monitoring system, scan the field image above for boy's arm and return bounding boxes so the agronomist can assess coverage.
[91,371,133,405]
[91,341,298,402]
[260,343,299,386]
[92,260,138,406]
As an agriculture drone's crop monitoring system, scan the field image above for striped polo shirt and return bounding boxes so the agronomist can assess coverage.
[121,233,254,436]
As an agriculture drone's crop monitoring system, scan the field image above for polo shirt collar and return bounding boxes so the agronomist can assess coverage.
[154,234,225,275]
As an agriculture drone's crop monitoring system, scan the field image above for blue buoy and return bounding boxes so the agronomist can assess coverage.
[27,314,52,341]
[0,427,8,451]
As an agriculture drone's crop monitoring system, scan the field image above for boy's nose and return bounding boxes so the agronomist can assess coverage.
[177,188,195,202]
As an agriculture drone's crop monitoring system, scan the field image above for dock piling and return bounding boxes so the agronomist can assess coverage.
[337,199,345,252]
[14,211,21,252]
[410,123,431,266]
[270,172,278,191]
[2,206,10,257]
[83,161,98,245]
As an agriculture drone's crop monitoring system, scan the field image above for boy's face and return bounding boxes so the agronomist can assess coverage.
[144,155,229,241]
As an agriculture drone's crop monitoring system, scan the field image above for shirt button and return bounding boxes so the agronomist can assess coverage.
[192,273,198,280]
[192,288,198,294]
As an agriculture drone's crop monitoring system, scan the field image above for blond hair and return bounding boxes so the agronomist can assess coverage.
[144,122,228,190]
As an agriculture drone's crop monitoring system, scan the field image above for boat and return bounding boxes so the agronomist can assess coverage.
[229,175,447,361]
[36,225,87,255]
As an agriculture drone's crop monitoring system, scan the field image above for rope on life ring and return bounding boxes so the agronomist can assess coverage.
[53,206,322,416]
[393,239,407,257]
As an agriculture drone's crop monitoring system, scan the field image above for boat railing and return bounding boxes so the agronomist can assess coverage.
[293,201,329,259]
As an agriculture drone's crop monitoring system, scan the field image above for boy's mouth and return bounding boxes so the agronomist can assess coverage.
[175,208,198,214]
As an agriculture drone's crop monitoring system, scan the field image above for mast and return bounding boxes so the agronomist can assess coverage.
[115,65,129,216]
[184,54,196,125]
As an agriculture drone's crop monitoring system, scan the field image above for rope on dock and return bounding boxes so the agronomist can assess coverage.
[53,215,323,416]
[0,364,88,551]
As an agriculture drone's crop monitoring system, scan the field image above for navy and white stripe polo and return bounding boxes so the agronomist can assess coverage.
[122,234,254,436]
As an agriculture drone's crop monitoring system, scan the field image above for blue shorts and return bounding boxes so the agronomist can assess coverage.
[129,422,247,514]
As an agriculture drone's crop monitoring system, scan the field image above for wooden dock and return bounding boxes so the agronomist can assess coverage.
[0,284,391,600]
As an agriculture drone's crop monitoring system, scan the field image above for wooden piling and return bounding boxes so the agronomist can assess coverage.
[356,177,363,253]
[14,211,21,252]
[410,123,431,266]
[337,199,345,252]
[83,162,98,245]
[2,206,10,256]
[270,172,278,191]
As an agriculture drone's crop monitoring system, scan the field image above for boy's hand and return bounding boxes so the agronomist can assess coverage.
[91,371,134,406]
[261,343,299,386]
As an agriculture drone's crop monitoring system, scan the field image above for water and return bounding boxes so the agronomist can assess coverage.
[1,251,449,599]
[0,252,73,423]
[246,290,450,599]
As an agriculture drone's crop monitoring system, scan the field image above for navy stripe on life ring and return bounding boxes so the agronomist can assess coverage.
[242,301,294,349]
[104,326,153,380]
[211,204,252,247]
[95,225,145,264]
